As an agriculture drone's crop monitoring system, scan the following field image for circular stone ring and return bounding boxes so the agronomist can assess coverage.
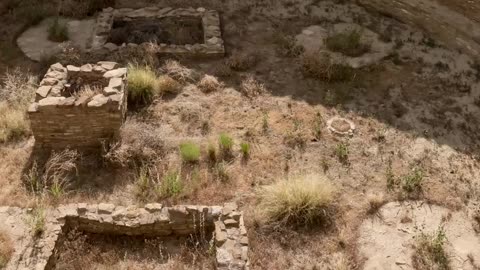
[327,117,355,136]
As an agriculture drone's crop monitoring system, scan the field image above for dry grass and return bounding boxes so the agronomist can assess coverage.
[158,75,181,94]
[241,76,266,98]
[412,227,451,270]
[226,52,259,71]
[71,85,100,100]
[162,60,199,83]
[104,119,165,166]
[366,193,386,215]
[0,69,37,143]
[0,230,13,269]
[301,53,355,82]
[257,174,336,226]
[197,75,224,93]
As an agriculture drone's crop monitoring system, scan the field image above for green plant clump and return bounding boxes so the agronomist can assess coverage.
[402,168,424,193]
[159,171,183,198]
[127,64,160,106]
[240,142,251,158]
[179,141,201,163]
[219,133,234,155]
[412,227,450,270]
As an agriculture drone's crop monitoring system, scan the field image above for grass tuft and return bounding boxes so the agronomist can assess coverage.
[158,170,183,198]
[335,142,349,165]
[179,141,201,163]
[240,142,251,159]
[402,167,424,193]
[257,174,335,226]
[127,64,160,106]
[219,133,234,158]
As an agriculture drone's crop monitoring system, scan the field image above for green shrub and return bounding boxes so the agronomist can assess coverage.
[179,141,201,163]
[240,142,251,158]
[29,206,46,237]
[335,142,349,164]
[48,17,69,42]
[412,227,450,270]
[326,30,370,57]
[127,64,160,105]
[158,170,183,198]
[257,174,336,225]
[219,133,234,156]
[402,168,424,193]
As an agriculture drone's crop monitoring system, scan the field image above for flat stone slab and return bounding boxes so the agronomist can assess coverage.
[17,17,95,62]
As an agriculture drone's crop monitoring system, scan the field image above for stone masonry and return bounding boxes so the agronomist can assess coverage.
[28,62,127,149]
[0,203,249,270]
[90,7,224,57]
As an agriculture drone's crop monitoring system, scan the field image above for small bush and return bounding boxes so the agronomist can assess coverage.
[312,111,323,140]
[158,75,181,94]
[214,161,229,182]
[272,33,304,57]
[301,53,355,82]
[127,64,160,105]
[0,102,30,142]
[48,17,69,42]
[158,170,183,198]
[134,165,152,201]
[162,60,199,83]
[241,76,265,98]
[335,142,349,164]
[198,75,224,93]
[226,52,259,71]
[0,230,13,268]
[257,174,335,225]
[240,142,250,158]
[219,133,234,157]
[412,227,450,270]
[0,69,37,143]
[103,120,164,166]
[179,141,201,163]
[29,206,46,236]
[326,30,370,57]
[366,193,385,215]
[402,168,424,193]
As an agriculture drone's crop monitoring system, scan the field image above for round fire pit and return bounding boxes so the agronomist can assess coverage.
[327,117,355,136]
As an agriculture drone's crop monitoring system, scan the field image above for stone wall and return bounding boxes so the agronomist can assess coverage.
[357,0,480,60]
[28,62,127,149]
[1,203,249,270]
[90,7,224,58]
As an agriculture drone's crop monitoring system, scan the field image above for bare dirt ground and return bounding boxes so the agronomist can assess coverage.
[2,0,480,269]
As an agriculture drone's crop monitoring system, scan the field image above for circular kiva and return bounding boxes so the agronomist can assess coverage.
[327,117,355,136]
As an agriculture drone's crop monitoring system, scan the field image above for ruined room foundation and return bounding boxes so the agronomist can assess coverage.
[1,203,249,269]
[91,7,225,57]
[28,62,127,149]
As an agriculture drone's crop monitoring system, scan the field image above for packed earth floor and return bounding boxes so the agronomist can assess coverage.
[1,0,480,269]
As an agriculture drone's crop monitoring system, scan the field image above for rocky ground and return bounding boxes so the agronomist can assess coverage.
[1,0,480,269]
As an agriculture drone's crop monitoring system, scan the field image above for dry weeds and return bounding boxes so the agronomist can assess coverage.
[301,53,355,82]
[226,52,259,71]
[197,75,224,93]
[162,60,199,83]
[240,75,266,98]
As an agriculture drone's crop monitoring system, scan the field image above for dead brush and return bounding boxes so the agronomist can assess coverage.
[272,33,304,57]
[71,85,100,100]
[366,193,386,215]
[103,119,164,166]
[226,52,259,71]
[301,52,355,82]
[162,60,200,83]
[197,75,224,93]
[241,75,266,98]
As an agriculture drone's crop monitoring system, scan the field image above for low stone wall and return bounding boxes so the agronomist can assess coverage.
[357,0,480,60]
[4,203,249,270]
[28,62,127,149]
[90,7,224,58]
